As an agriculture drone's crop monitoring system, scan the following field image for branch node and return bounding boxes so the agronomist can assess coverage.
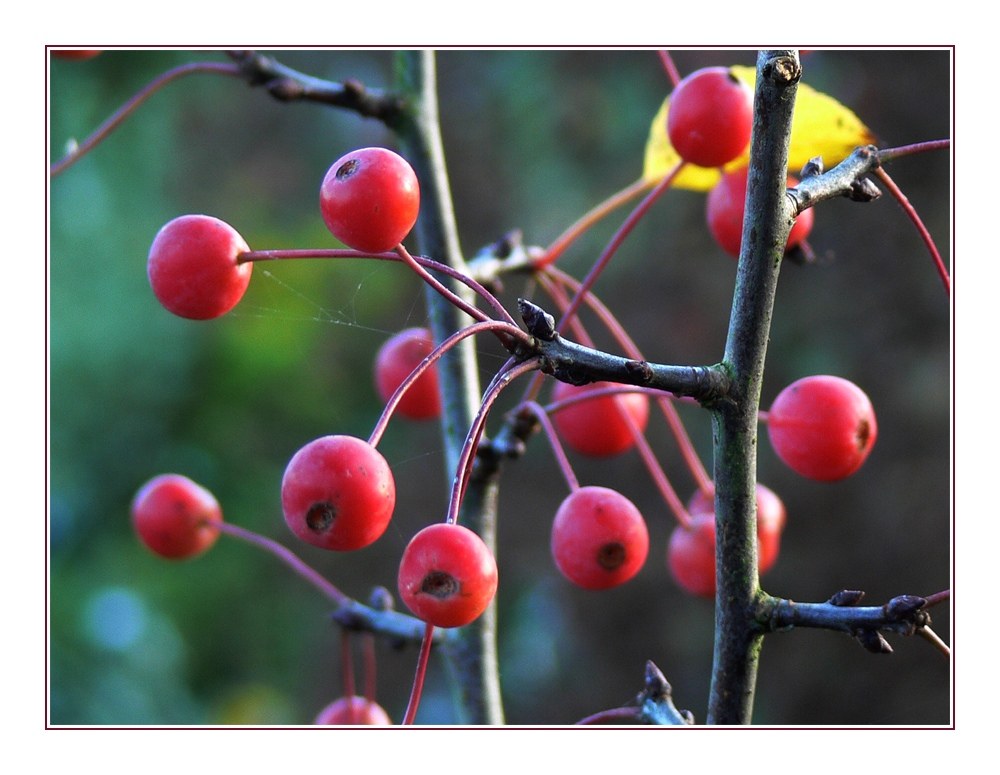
[763,54,802,85]
[884,594,927,622]
[829,589,865,607]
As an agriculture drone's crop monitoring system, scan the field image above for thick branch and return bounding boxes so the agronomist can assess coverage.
[518,299,730,404]
[708,50,801,726]
[788,144,883,213]
[758,590,939,655]
[390,50,505,726]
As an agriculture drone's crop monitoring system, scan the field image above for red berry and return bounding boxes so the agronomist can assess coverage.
[667,67,754,168]
[686,482,786,575]
[667,512,717,598]
[314,696,391,725]
[281,435,395,551]
[52,50,102,60]
[131,474,222,560]
[319,147,420,253]
[550,486,649,590]
[706,166,816,258]
[374,327,441,420]
[753,483,786,574]
[397,523,498,628]
[147,214,253,320]
[766,375,878,481]
[551,381,649,457]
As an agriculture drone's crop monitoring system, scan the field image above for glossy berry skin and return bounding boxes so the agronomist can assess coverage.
[397,523,498,628]
[667,67,754,168]
[551,486,649,590]
[706,167,816,258]
[319,147,420,253]
[314,696,391,725]
[686,482,786,575]
[281,435,395,551]
[667,512,717,598]
[131,474,222,560]
[147,214,253,320]
[374,327,441,420]
[767,375,878,481]
[551,381,650,457]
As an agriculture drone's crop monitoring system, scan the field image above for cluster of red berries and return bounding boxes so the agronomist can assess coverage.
[145,146,421,321]
[138,146,501,631]
[667,66,816,259]
[130,78,886,730]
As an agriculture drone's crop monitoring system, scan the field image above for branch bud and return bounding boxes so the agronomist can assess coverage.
[828,589,865,606]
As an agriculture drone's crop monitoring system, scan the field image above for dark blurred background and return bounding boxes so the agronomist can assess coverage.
[48,49,951,726]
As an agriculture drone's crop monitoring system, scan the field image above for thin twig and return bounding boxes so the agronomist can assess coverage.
[917,626,951,657]
[51,61,242,176]
[872,166,950,295]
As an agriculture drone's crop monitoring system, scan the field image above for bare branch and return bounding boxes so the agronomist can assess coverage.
[758,589,948,656]
[516,299,731,405]
[226,50,403,121]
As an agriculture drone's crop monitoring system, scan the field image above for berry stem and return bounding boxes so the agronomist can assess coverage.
[50,61,242,176]
[545,385,692,527]
[556,161,685,334]
[446,358,542,526]
[402,623,436,724]
[534,177,655,269]
[539,266,714,495]
[341,629,356,698]
[214,521,347,605]
[362,632,378,702]
[517,401,580,492]
[877,138,950,163]
[238,247,520,330]
[368,320,528,447]
[394,244,494,324]
[872,166,950,295]
[575,707,641,725]
[658,50,683,88]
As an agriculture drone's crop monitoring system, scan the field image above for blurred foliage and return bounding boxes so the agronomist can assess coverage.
[48,49,951,726]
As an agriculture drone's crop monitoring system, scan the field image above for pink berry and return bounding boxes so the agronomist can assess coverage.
[686,482,786,575]
[319,147,420,253]
[147,214,253,320]
[706,166,815,258]
[767,375,878,481]
[397,523,498,628]
[551,486,649,590]
[551,381,649,457]
[131,474,222,559]
[667,67,754,168]
[667,512,716,598]
[281,435,395,551]
[374,327,441,420]
[314,696,391,725]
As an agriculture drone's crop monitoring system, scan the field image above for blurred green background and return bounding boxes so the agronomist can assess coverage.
[48,49,951,726]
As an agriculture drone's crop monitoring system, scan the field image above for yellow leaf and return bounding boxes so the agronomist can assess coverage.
[642,64,876,191]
